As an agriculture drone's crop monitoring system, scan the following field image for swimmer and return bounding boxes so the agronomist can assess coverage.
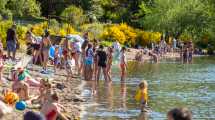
[120,47,127,81]
[167,107,192,120]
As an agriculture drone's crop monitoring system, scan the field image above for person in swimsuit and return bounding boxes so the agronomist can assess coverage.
[54,46,61,73]
[135,80,148,112]
[73,39,81,74]
[64,51,73,81]
[96,45,108,81]
[40,31,52,73]
[120,47,127,81]
[12,79,30,101]
[93,43,99,81]
[167,107,192,120]
[79,32,89,76]
[84,43,94,81]
[40,92,69,120]
[106,47,113,82]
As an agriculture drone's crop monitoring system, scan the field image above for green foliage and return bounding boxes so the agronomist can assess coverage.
[100,40,113,47]
[6,0,41,18]
[61,5,86,29]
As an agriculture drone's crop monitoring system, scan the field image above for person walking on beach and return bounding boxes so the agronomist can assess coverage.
[96,45,108,81]
[106,47,113,81]
[40,31,52,73]
[119,47,127,81]
[6,24,18,60]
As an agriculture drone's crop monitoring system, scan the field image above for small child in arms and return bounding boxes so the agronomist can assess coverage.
[135,80,148,112]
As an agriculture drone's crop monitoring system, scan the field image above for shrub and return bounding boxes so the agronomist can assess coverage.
[80,23,105,40]
[137,31,161,46]
[100,23,137,45]
[61,5,86,29]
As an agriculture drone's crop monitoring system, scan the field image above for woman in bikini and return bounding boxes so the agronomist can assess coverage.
[40,32,52,73]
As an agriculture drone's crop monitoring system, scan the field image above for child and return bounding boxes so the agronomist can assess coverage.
[54,46,61,73]
[38,78,52,105]
[120,47,127,81]
[84,43,94,81]
[12,79,30,101]
[64,52,73,81]
[135,80,148,112]
[40,92,69,120]
[167,107,192,120]
[107,47,113,82]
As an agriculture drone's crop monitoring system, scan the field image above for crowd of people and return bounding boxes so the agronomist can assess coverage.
[134,37,194,63]
[0,24,194,120]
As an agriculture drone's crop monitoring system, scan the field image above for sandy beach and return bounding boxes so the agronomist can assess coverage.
[0,48,200,120]
[1,62,83,120]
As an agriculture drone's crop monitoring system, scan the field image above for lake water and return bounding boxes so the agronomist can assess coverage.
[81,56,215,120]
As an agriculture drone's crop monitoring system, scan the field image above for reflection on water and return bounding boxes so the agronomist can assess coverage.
[81,56,215,120]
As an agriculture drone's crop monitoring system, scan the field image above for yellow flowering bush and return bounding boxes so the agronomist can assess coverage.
[100,23,137,45]
[137,31,161,46]
[118,23,137,45]
[31,22,48,36]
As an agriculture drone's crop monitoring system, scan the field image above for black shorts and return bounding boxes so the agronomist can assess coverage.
[32,44,40,50]
[98,62,106,68]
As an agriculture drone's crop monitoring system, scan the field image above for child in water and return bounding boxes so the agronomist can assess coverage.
[135,80,148,112]
[120,47,127,81]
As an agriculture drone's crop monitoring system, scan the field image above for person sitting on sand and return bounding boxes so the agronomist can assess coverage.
[40,92,69,120]
[167,107,192,120]
[12,79,30,101]
[24,111,45,120]
[16,67,41,87]
[135,80,148,112]
[119,47,127,81]
[38,78,52,105]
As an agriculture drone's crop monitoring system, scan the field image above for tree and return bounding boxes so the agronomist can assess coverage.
[142,0,212,38]
[6,0,41,18]
[61,5,86,29]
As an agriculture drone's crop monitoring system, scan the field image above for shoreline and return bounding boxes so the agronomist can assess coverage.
[1,49,213,120]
